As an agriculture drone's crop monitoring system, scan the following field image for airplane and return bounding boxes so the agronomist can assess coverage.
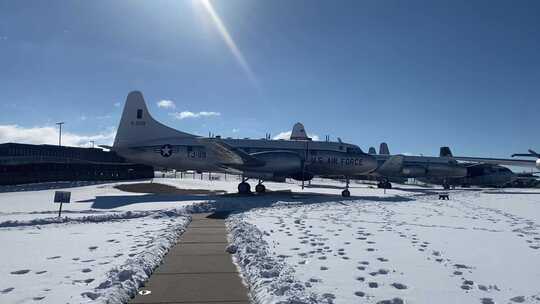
[110,91,378,197]
[419,147,518,188]
[364,143,467,189]
[448,149,540,170]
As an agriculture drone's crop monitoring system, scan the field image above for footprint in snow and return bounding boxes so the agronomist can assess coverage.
[377,298,404,304]
[88,246,98,251]
[46,256,61,260]
[35,270,47,274]
[81,268,92,273]
[510,296,525,303]
[32,296,45,301]
[10,269,30,275]
[368,282,379,288]
[1,287,14,294]
[391,283,407,290]
[81,259,95,263]
[481,298,495,304]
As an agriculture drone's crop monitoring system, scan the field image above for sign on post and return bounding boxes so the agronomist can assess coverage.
[54,191,71,217]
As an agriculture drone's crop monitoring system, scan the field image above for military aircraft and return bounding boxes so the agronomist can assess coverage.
[110,91,377,196]
[419,163,516,188]
[364,143,467,189]
[448,148,540,170]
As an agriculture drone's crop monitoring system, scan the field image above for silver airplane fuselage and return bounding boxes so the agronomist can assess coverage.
[116,137,377,180]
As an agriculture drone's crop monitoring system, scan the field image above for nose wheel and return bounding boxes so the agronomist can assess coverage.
[342,177,351,197]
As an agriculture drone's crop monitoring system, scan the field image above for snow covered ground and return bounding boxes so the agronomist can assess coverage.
[227,186,540,304]
[0,179,206,304]
[2,176,540,304]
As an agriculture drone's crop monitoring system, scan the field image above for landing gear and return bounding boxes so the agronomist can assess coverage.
[443,180,450,190]
[377,180,392,189]
[255,181,266,193]
[342,177,351,197]
[238,177,251,194]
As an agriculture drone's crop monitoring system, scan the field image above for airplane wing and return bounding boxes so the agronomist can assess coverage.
[198,138,265,168]
[377,155,404,174]
[453,156,537,168]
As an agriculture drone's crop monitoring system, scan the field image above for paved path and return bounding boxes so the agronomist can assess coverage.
[131,213,249,304]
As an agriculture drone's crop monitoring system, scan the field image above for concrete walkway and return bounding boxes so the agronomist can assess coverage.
[131,213,249,304]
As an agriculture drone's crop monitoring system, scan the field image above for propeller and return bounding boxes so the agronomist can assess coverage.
[512,149,540,158]
[528,149,540,157]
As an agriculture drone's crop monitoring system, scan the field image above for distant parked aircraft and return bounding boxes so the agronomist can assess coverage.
[366,143,467,189]
[422,147,519,188]
[447,148,540,170]
[110,91,377,196]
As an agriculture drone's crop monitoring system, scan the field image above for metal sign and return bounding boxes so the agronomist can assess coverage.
[54,191,71,217]
[54,191,71,204]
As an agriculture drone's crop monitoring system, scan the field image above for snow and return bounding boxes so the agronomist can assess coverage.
[226,185,540,304]
[2,176,540,304]
[0,179,204,304]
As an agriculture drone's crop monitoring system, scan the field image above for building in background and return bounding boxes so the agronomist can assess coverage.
[0,143,154,185]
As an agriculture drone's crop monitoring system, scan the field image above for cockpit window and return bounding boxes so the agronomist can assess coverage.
[346,147,364,154]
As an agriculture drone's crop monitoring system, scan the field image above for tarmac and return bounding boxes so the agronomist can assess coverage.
[130,213,250,304]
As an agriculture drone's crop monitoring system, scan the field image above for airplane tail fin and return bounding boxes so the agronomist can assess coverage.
[368,147,377,154]
[113,91,196,149]
[290,122,311,140]
[440,146,453,157]
[379,142,390,155]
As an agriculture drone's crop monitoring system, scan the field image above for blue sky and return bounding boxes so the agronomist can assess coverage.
[0,0,539,157]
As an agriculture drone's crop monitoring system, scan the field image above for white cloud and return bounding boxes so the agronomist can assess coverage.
[0,124,116,147]
[232,128,240,133]
[80,115,87,121]
[157,99,176,109]
[96,114,112,120]
[114,102,121,108]
[273,131,319,141]
[170,111,221,120]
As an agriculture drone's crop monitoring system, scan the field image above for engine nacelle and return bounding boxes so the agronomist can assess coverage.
[401,166,427,177]
[427,164,467,178]
[249,151,303,174]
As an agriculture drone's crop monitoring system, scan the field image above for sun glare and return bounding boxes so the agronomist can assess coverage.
[197,0,259,88]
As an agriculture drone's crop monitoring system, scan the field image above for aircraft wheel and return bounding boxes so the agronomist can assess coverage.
[342,189,351,197]
[443,183,450,190]
[385,182,392,189]
[238,182,251,194]
[377,182,383,188]
[255,184,266,193]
